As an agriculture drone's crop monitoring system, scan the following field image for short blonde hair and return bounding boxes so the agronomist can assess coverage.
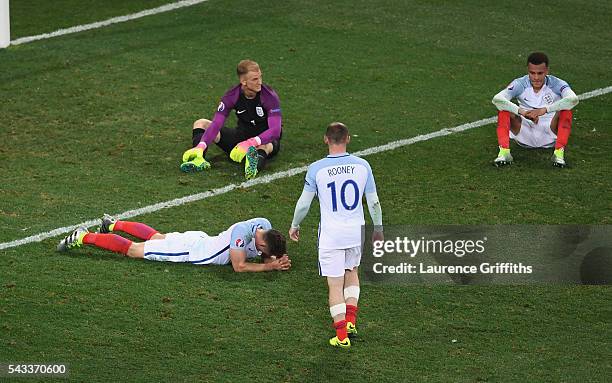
[237,60,260,77]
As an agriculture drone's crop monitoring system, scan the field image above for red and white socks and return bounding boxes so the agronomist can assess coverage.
[81,220,158,255]
[555,110,573,150]
[83,233,132,255]
[330,303,348,341]
[110,220,159,240]
[496,110,511,149]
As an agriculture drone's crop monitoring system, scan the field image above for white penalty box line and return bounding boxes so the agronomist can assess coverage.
[1,86,611,251]
[10,0,211,46]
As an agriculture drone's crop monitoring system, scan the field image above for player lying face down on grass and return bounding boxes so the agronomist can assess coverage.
[57,216,291,273]
[491,52,579,168]
[181,59,283,180]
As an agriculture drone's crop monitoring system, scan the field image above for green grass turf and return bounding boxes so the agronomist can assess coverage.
[9,0,174,39]
[1,0,611,381]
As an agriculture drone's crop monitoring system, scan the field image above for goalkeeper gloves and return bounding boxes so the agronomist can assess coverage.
[182,142,207,163]
[229,137,260,163]
[180,142,211,173]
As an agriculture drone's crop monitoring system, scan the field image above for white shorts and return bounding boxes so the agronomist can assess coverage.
[510,115,556,148]
[143,231,209,263]
[318,246,362,277]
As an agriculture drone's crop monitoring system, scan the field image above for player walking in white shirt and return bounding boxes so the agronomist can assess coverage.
[289,122,383,348]
[58,216,291,273]
[491,52,579,167]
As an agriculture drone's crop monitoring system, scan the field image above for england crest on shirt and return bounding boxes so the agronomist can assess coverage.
[256,106,264,117]
[544,93,554,105]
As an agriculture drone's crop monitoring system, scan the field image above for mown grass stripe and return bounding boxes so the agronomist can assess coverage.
[1,85,610,251]
[10,0,210,45]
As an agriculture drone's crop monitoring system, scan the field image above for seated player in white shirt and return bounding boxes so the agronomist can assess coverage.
[57,215,291,273]
[491,52,579,167]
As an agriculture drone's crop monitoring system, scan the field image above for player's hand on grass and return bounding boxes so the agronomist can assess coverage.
[270,255,291,271]
[229,137,260,162]
[288,227,300,242]
[182,142,207,162]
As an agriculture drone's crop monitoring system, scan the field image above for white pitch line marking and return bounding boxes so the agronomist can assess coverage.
[10,0,210,46]
[1,86,611,251]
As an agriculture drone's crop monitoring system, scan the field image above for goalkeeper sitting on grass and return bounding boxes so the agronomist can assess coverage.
[181,59,283,180]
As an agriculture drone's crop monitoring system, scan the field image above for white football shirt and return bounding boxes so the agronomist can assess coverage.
[190,218,270,265]
[303,153,377,249]
[506,75,572,117]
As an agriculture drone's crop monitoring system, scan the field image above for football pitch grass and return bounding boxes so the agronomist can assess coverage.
[1,0,611,381]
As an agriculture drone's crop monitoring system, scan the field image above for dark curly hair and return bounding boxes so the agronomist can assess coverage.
[527,52,549,67]
[262,229,287,258]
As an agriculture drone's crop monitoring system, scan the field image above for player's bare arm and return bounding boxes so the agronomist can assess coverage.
[366,190,384,243]
[289,190,315,242]
[229,249,291,272]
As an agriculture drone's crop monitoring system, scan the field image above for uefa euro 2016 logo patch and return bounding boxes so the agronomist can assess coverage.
[218,101,225,112]
[235,238,244,248]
